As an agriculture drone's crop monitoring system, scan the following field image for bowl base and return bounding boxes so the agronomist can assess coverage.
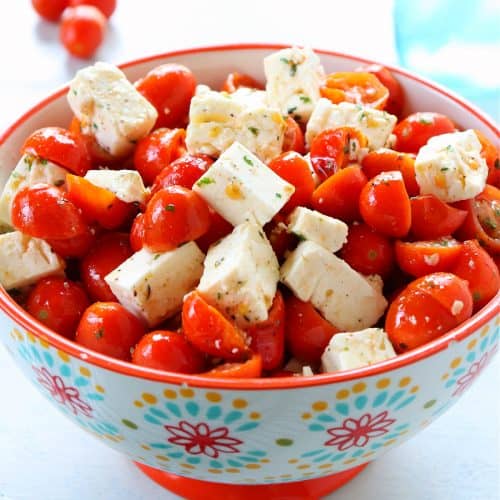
[134,462,368,499]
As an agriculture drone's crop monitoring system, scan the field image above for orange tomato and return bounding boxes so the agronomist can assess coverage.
[201,353,263,378]
[220,72,264,93]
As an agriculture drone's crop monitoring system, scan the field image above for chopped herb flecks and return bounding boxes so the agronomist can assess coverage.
[243,155,254,166]
[165,204,176,212]
[38,310,49,320]
[280,57,298,76]
[299,95,311,103]
[197,177,215,186]
[275,192,282,198]
[95,328,104,339]
[248,126,259,136]
[287,106,297,114]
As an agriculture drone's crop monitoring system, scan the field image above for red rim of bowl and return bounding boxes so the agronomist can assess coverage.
[0,43,498,390]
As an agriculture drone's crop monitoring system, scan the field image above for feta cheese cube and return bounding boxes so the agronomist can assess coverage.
[264,46,325,123]
[287,207,348,253]
[197,220,279,327]
[306,99,397,150]
[84,169,148,204]
[0,154,68,226]
[193,142,295,226]
[104,242,204,327]
[0,231,65,290]
[321,328,396,372]
[67,62,157,158]
[185,85,285,163]
[281,241,387,331]
[414,129,488,202]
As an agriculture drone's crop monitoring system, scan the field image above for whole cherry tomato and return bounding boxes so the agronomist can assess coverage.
[32,0,68,21]
[195,208,233,253]
[264,214,296,261]
[46,226,96,259]
[220,72,264,93]
[282,117,306,154]
[474,130,499,187]
[26,277,90,339]
[69,0,116,18]
[201,353,263,378]
[130,213,146,252]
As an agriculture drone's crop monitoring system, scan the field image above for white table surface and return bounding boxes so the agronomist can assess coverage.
[0,2,498,499]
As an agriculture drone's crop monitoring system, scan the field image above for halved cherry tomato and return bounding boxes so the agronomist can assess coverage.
[474,130,499,187]
[320,72,389,109]
[410,194,468,240]
[22,127,91,176]
[195,208,233,253]
[132,330,206,374]
[46,226,96,259]
[359,171,411,238]
[135,64,196,129]
[385,272,473,353]
[69,0,116,18]
[201,353,263,378]
[75,302,146,360]
[393,112,456,154]
[311,165,368,222]
[32,0,68,21]
[130,213,146,252]
[339,222,394,277]
[221,72,264,93]
[450,240,500,311]
[182,291,250,361]
[12,184,88,239]
[264,214,296,261]
[26,277,90,339]
[133,128,186,185]
[395,238,463,277]
[245,291,285,371]
[285,295,339,365]
[143,186,210,252]
[282,117,306,154]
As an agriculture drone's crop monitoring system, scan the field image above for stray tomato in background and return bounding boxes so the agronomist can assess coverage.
[69,0,116,18]
[282,117,306,154]
[201,353,263,378]
[195,208,233,253]
[32,0,68,22]
[264,214,295,261]
[474,130,500,187]
[221,72,264,93]
[129,213,146,251]
[46,226,96,259]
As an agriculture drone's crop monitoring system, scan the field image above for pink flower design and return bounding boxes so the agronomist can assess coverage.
[325,411,395,451]
[33,366,93,418]
[164,420,243,458]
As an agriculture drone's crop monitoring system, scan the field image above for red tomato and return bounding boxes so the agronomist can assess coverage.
[26,277,90,339]
[32,0,68,21]
[410,194,468,240]
[69,0,116,18]
[245,291,285,371]
[359,171,411,238]
[60,5,107,59]
[385,273,473,353]
[393,112,456,154]
[132,330,206,374]
[201,353,263,378]
[46,226,96,259]
[133,128,186,185]
[220,72,264,93]
[182,291,250,361]
[12,184,88,239]
[135,64,196,129]
[282,117,306,154]
[285,295,339,365]
[450,240,500,311]
[264,214,295,261]
[22,127,91,176]
[195,208,233,253]
[76,302,146,360]
[339,222,394,277]
[130,213,146,252]
[474,130,500,187]
[80,232,133,302]
[311,165,368,223]
[268,152,315,213]
[143,186,210,252]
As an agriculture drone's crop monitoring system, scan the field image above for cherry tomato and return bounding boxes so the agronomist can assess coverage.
[201,353,263,378]
[80,232,133,302]
[268,152,315,213]
[264,214,295,261]
[32,0,68,21]
[60,5,107,59]
[182,291,250,361]
[195,208,233,253]
[359,171,411,238]
[311,165,368,223]
[133,128,186,185]
[245,291,285,371]
[12,184,88,239]
[450,240,500,311]
[339,222,394,277]
[69,0,116,18]
[474,130,499,187]
[135,64,196,129]
[282,117,306,154]
[21,127,91,176]
[76,302,146,360]
[385,273,473,353]
[395,238,463,277]
[221,72,264,93]
[130,213,146,252]
[410,194,468,240]
[393,112,456,154]
[26,277,90,339]
[46,226,96,259]
[132,330,206,374]
[320,72,389,109]
[285,295,339,365]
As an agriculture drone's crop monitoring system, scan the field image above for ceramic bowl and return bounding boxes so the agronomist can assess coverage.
[0,44,498,500]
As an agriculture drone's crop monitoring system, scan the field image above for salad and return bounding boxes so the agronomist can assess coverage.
[0,47,498,379]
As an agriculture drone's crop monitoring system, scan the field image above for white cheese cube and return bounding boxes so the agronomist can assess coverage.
[264,46,325,123]
[287,207,348,253]
[197,220,279,327]
[104,242,204,327]
[0,231,65,290]
[84,169,147,204]
[193,142,295,226]
[281,241,387,331]
[185,85,285,163]
[0,154,68,226]
[306,99,397,150]
[321,328,396,372]
[67,62,157,158]
[414,129,488,202]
